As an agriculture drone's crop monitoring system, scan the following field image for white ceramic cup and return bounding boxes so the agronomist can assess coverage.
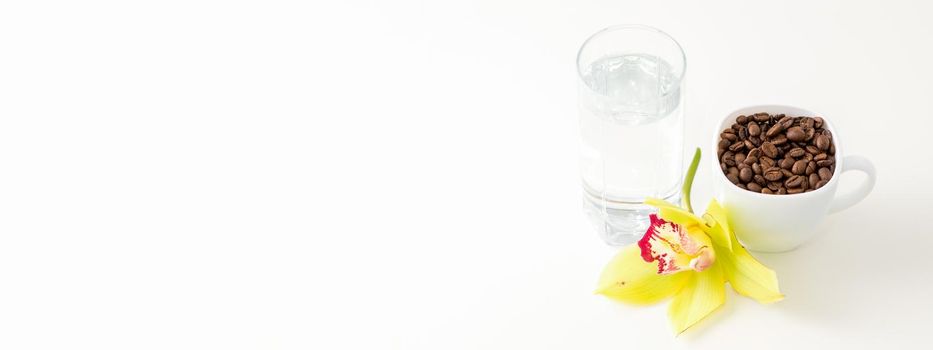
[712,105,877,252]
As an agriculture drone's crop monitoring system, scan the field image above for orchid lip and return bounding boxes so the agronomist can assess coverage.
[638,214,713,275]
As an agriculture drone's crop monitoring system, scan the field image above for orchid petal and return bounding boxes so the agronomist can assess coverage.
[596,245,689,305]
[667,263,726,334]
[643,198,679,209]
[701,200,733,251]
[718,234,783,304]
[645,198,704,228]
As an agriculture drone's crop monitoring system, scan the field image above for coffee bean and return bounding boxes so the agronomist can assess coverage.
[804,126,816,141]
[726,172,740,184]
[780,158,795,169]
[760,142,778,158]
[781,168,794,178]
[738,127,748,140]
[738,162,750,170]
[805,145,820,155]
[728,166,739,177]
[817,159,834,167]
[750,136,762,147]
[761,188,774,194]
[806,161,816,175]
[803,153,814,162]
[785,175,804,188]
[722,151,736,166]
[737,115,749,125]
[767,181,781,191]
[740,167,753,182]
[744,140,755,150]
[745,148,761,163]
[801,117,815,129]
[787,147,805,158]
[816,134,830,151]
[718,139,731,150]
[765,123,784,138]
[729,142,745,152]
[786,126,806,142]
[754,174,766,186]
[747,182,762,192]
[754,113,770,122]
[764,167,783,181]
[809,173,820,188]
[778,115,794,129]
[814,153,828,161]
[818,167,832,181]
[787,188,804,194]
[770,134,787,145]
[748,122,760,136]
[815,179,828,189]
[792,160,808,175]
[735,152,746,164]
[829,142,835,155]
[778,188,787,194]
[721,162,728,171]
[760,156,775,169]
[736,183,747,190]
[814,117,824,128]
[752,162,762,175]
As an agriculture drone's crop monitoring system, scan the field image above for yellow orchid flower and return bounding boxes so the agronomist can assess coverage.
[596,148,783,334]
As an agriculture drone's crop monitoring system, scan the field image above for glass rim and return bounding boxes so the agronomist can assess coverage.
[576,24,687,83]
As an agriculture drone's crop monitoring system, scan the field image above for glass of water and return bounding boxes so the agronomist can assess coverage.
[577,25,686,246]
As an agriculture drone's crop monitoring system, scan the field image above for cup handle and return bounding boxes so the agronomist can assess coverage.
[829,155,876,214]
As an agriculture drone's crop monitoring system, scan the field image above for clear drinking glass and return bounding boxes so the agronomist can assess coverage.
[577,25,686,246]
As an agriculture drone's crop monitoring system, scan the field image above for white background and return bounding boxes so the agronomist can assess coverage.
[1,0,931,349]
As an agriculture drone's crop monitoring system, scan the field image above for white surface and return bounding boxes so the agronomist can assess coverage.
[0,0,931,349]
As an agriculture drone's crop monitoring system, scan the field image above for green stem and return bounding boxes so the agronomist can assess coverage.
[682,148,701,213]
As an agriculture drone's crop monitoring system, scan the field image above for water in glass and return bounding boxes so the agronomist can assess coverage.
[579,53,684,245]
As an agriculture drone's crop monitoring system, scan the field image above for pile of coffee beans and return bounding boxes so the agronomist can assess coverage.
[718,113,835,194]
